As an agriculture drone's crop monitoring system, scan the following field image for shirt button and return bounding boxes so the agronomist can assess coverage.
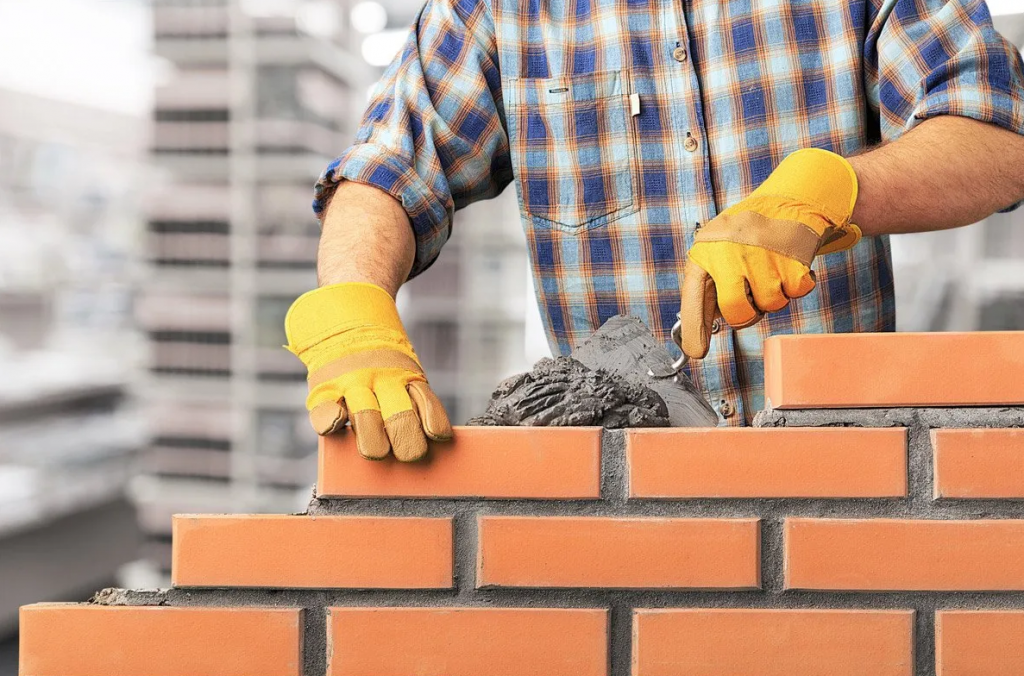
[684,134,699,152]
[720,401,735,418]
[711,318,722,334]
[672,46,688,62]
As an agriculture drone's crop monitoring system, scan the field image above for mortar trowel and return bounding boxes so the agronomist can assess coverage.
[571,315,719,427]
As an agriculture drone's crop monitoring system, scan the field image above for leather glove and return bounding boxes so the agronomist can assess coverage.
[284,282,452,461]
[679,148,861,359]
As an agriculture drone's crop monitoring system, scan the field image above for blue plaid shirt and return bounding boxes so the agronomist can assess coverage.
[314,0,1024,424]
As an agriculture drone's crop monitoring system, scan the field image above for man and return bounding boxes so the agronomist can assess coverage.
[286,0,1024,461]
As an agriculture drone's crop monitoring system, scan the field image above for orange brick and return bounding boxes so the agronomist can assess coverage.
[785,518,1024,590]
[19,604,301,676]
[627,428,907,498]
[633,609,914,676]
[764,332,1024,408]
[326,607,607,676]
[318,426,602,499]
[477,516,759,588]
[933,429,1024,498]
[172,514,452,588]
[937,611,1024,676]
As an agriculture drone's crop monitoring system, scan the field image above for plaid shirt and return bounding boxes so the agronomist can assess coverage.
[314,0,1024,425]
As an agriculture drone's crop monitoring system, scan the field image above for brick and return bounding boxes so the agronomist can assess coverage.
[627,428,907,498]
[785,518,1024,590]
[764,332,1024,408]
[633,609,914,676]
[933,429,1024,498]
[318,426,602,499]
[19,604,301,676]
[477,516,760,588]
[326,607,607,676]
[172,514,452,588]
[937,611,1024,676]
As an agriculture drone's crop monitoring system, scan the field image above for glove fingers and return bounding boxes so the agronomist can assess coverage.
[749,280,789,314]
[781,265,817,299]
[680,260,718,359]
[717,276,763,329]
[346,386,390,460]
[308,399,348,436]
[385,409,428,462]
[408,381,454,442]
[376,384,428,462]
[350,409,390,460]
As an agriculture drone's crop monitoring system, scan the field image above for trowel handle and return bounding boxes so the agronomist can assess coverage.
[670,314,687,371]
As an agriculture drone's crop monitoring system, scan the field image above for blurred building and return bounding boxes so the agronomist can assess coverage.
[129,0,368,583]
[0,87,145,632]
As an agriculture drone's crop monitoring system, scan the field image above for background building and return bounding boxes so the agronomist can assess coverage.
[0,80,147,669]
[130,0,365,584]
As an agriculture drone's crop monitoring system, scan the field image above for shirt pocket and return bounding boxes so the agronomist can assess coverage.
[505,70,640,233]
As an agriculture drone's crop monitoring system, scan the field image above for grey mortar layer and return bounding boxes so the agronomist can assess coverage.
[465,356,671,428]
[92,409,1024,676]
[468,316,719,428]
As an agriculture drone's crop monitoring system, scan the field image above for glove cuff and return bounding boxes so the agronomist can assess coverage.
[754,148,858,225]
[284,282,409,360]
[738,148,861,254]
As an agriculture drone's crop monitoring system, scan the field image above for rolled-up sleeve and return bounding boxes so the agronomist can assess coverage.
[864,0,1024,142]
[313,0,512,277]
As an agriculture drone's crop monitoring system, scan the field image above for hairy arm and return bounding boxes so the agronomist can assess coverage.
[849,115,1024,236]
[316,180,415,297]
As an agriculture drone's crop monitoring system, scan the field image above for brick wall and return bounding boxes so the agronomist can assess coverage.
[19,331,1024,676]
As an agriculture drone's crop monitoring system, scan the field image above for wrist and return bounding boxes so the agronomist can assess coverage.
[846,153,882,234]
[316,180,415,294]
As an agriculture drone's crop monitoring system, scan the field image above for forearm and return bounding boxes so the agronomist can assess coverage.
[316,180,416,296]
[848,115,1024,236]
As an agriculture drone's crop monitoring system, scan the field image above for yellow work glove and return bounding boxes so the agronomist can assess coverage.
[284,282,452,461]
[679,148,861,359]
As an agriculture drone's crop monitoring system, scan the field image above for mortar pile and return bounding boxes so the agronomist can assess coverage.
[467,356,670,427]
[469,315,719,428]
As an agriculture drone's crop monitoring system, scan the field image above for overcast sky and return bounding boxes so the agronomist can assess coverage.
[0,0,154,116]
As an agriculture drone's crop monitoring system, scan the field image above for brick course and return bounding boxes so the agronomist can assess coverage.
[20,332,1024,675]
[627,427,907,498]
[172,514,453,589]
[785,518,1024,591]
[764,332,1024,408]
[318,426,602,499]
[633,609,914,676]
[477,516,760,589]
[326,608,608,676]
[936,611,1024,676]
[19,605,302,676]
[932,428,1024,499]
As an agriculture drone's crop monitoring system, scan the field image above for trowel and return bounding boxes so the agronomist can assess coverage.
[571,315,719,427]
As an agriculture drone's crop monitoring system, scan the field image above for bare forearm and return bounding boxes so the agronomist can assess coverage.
[849,116,1024,236]
[316,181,416,296]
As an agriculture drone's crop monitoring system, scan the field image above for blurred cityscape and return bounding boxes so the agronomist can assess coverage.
[0,0,1022,670]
